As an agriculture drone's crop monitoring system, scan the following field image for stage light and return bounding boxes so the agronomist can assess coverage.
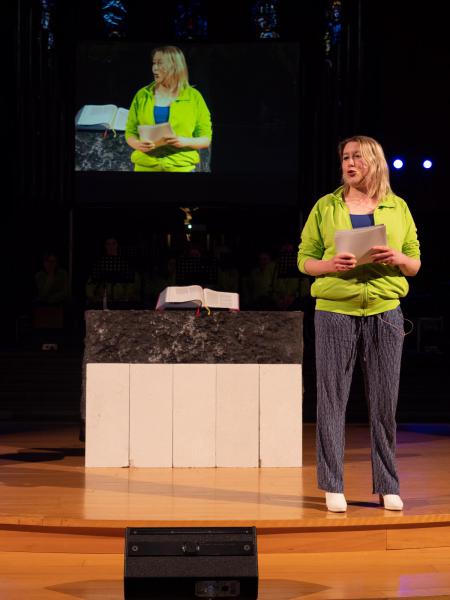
[392,159,404,170]
[422,159,433,169]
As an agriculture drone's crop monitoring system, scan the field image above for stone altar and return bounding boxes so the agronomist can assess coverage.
[84,310,303,468]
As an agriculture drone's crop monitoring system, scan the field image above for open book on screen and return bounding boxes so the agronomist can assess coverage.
[156,285,239,311]
[138,123,175,147]
[335,224,387,265]
[76,104,129,131]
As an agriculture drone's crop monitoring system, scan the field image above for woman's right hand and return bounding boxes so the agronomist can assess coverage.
[304,253,356,276]
[135,140,156,152]
[328,252,357,272]
[126,137,155,152]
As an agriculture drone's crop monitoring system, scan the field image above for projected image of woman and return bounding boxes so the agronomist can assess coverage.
[125,46,212,172]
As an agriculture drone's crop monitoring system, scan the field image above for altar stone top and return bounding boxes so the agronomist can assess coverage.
[84,310,303,364]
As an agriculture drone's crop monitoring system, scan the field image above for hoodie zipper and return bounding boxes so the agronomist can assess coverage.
[361,282,369,316]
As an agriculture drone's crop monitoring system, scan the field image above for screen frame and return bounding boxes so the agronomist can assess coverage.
[74,39,300,206]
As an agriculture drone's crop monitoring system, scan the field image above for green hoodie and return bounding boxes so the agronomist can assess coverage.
[297,186,420,316]
[125,82,212,172]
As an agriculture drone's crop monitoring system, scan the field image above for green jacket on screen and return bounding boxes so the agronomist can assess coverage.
[297,186,420,316]
[125,82,212,172]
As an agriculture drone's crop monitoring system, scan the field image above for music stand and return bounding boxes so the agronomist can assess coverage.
[91,256,135,309]
[276,251,299,278]
[175,257,218,288]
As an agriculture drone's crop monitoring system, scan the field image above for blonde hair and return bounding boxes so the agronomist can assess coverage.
[338,135,392,200]
[151,46,189,95]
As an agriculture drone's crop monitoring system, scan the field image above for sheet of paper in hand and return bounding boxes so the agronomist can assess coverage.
[335,224,387,265]
[138,123,175,147]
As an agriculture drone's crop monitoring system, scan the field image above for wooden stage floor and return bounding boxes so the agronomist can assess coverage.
[1,422,450,599]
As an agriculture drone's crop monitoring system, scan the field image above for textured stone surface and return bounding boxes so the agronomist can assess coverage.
[84,310,303,364]
[75,132,211,172]
[76,131,133,172]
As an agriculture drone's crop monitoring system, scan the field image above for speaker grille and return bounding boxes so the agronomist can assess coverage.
[124,527,258,599]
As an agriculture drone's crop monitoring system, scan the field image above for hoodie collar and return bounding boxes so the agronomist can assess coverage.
[145,81,190,101]
[331,185,396,208]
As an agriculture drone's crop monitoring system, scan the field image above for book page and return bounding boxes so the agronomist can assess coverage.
[138,123,175,146]
[77,104,117,127]
[335,224,387,265]
[165,285,204,303]
[112,107,129,131]
[203,289,239,310]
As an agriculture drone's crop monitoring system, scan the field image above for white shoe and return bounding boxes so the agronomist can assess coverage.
[380,494,403,511]
[325,492,347,512]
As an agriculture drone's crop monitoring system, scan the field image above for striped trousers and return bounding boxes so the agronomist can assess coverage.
[314,307,405,495]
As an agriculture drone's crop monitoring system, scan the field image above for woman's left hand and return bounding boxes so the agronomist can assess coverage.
[370,246,404,266]
[163,136,191,148]
[370,245,421,276]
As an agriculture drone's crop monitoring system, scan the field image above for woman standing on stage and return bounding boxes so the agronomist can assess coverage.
[297,135,421,512]
[125,45,212,172]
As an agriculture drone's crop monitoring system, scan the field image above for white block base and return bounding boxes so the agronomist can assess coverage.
[86,363,302,467]
[216,365,259,467]
[173,364,216,467]
[85,363,130,467]
[129,364,173,467]
[260,365,303,467]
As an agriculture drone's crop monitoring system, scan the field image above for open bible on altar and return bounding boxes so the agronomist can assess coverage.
[335,224,387,265]
[76,104,129,131]
[156,286,240,310]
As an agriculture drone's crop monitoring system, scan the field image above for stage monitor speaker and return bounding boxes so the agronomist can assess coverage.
[124,526,258,599]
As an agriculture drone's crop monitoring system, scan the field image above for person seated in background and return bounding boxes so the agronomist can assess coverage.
[34,252,69,306]
[242,250,277,309]
[174,242,219,288]
[144,254,177,307]
[272,242,311,311]
[32,251,70,349]
[216,249,240,293]
[85,236,141,307]
[273,272,311,310]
